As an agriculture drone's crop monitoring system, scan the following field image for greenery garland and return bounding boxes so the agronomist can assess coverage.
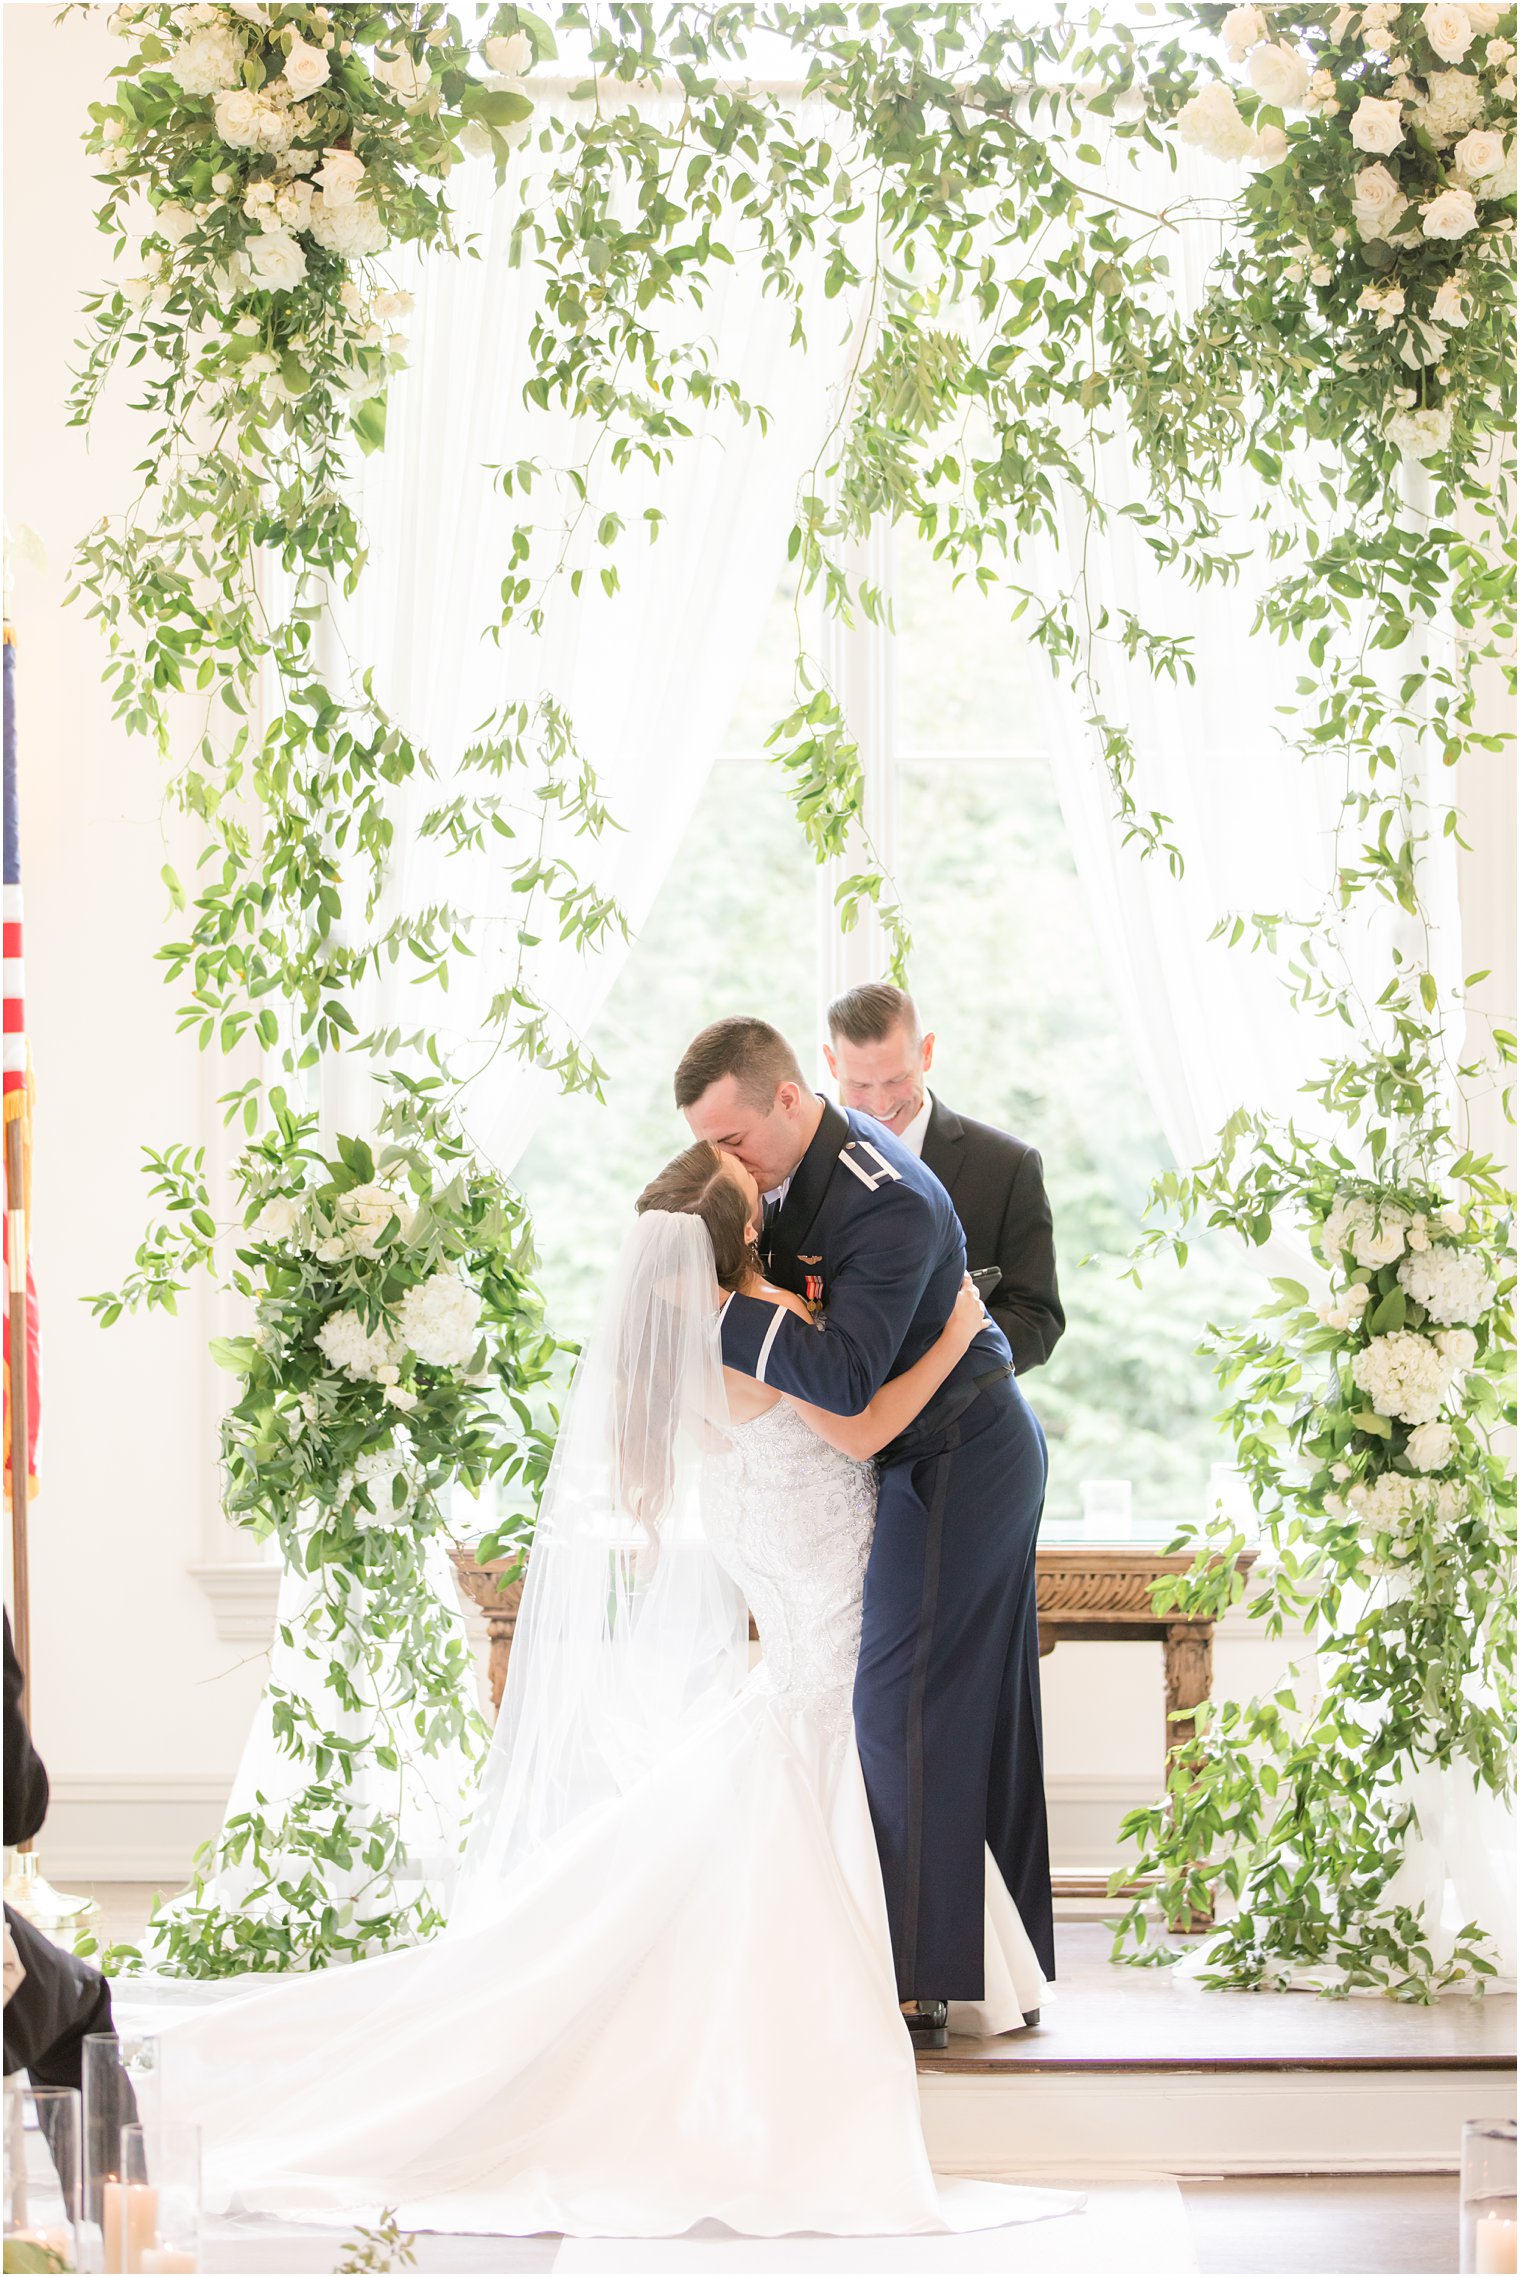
[72,0,1513,1990]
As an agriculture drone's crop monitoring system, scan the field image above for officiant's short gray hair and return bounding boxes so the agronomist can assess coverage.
[674,1017,806,1111]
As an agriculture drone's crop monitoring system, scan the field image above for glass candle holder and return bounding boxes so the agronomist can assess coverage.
[1080,1478,1132,1541]
[83,2032,158,2272]
[108,2123,200,2276]
[4,2076,81,2272]
[1462,2120,1517,2274]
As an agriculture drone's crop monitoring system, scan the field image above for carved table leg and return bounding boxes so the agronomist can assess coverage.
[1164,1620,1215,1932]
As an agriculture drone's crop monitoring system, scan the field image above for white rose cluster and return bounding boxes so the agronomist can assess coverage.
[214,86,294,155]
[1350,1329,1456,1426]
[1396,1242,1496,1325]
[316,1307,400,1382]
[1405,1419,1458,1472]
[1318,1193,1410,1270]
[397,1270,484,1369]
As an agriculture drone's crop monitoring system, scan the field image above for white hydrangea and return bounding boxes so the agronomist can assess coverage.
[168,21,245,96]
[1318,1193,1410,1270]
[1351,1329,1456,1425]
[1178,82,1257,161]
[1396,1242,1495,1325]
[1416,69,1486,145]
[1386,403,1454,457]
[308,195,390,257]
[1405,1419,1458,1472]
[1348,1470,1417,1524]
[397,1270,484,1368]
[316,1307,400,1382]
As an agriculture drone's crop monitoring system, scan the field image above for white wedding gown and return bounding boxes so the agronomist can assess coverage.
[151,1400,1072,2239]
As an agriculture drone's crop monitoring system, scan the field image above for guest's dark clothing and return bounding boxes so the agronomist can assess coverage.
[3,1612,117,2093]
[919,1095,1064,1375]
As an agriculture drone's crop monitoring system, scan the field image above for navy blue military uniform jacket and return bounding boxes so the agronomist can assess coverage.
[719,1099,1012,1418]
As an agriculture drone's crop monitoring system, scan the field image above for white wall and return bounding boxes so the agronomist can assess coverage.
[3,0,267,1875]
[1,3,1507,1890]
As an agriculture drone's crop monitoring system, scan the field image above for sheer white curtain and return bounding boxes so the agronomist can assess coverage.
[323,121,864,1171]
[1031,147,1506,1991]
[198,123,866,1931]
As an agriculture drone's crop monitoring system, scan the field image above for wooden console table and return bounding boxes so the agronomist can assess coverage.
[1036,1541,1257,1910]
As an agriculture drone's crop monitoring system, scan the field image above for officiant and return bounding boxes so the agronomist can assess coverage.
[824,984,1064,1375]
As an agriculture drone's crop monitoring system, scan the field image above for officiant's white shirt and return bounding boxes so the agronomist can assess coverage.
[897,1091,933,1159]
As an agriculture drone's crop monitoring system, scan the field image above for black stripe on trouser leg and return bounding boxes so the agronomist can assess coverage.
[896,1419,959,1995]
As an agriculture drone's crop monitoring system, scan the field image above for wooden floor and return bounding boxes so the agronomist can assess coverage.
[922,1923,1516,2073]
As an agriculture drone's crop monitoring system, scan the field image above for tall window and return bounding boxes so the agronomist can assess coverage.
[513,529,1260,1530]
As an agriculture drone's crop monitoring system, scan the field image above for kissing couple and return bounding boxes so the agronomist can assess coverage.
[150,1017,1071,2242]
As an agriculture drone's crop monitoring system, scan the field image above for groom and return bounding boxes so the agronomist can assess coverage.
[677,1017,1055,2030]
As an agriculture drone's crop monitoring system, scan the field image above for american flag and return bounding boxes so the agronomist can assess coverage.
[4,623,40,1501]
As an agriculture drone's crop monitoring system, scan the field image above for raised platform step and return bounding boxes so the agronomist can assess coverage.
[916,1926,1516,2179]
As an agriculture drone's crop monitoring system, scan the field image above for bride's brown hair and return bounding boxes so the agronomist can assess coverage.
[635,1141,759,1296]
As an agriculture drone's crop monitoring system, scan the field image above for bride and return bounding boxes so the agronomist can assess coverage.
[151,1142,1076,2241]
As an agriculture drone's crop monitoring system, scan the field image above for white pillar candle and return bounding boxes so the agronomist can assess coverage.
[1476,2216,1518,2275]
[140,2252,197,2274]
[100,2181,158,2274]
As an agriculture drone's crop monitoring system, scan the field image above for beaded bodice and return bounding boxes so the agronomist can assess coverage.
[706,1399,877,1722]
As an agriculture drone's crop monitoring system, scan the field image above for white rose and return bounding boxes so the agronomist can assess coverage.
[315,1235,347,1262]
[1432,274,1473,325]
[1350,95,1405,154]
[243,177,279,226]
[371,288,414,320]
[168,22,245,97]
[483,30,533,72]
[1423,185,1480,238]
[1386,404,1454,456]
[1249,40,1311,109]
[1467,4,1502,29]
[255,1195,300,1240]
[214,87,293,154]
[154,203,198,244]
[229,2,270,20]
[1436,1327,1478,1371]
[459,120,495,161]
[308,194,390,256]
[384,1384,420,1412]
[281,34,330,97]
[1453,127,1506,177]
[246,228,307,291]
[372,47,428,102]
[1310,260,1333,284]
[1437,1204,1467,1234]
[1252,123,1290,162]
[1177,81,1257,161]
[1423,2,1476,63]
[1405,1420,1458,1472]
[1352,161,1409,240]
[121,274,157,309]
[316,147,367,206]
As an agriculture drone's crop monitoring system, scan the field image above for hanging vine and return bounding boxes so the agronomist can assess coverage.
[72,0,1513,1990]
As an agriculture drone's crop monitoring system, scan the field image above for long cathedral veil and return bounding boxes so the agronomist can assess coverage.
[450,1208,750,1924]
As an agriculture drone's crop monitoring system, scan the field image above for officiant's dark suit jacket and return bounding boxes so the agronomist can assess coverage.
[920,1096,1064,1375]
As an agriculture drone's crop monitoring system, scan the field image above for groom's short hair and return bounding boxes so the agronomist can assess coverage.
[674,1017,806,1112]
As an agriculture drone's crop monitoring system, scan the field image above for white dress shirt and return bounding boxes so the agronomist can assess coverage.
[896,1090,934,1159]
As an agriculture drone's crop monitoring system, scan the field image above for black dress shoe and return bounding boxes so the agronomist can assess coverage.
[903,2000,948,2051]
[1021,2007,1041,2027]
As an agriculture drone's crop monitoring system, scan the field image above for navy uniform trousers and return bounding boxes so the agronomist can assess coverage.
[861,1365,1054,1998]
